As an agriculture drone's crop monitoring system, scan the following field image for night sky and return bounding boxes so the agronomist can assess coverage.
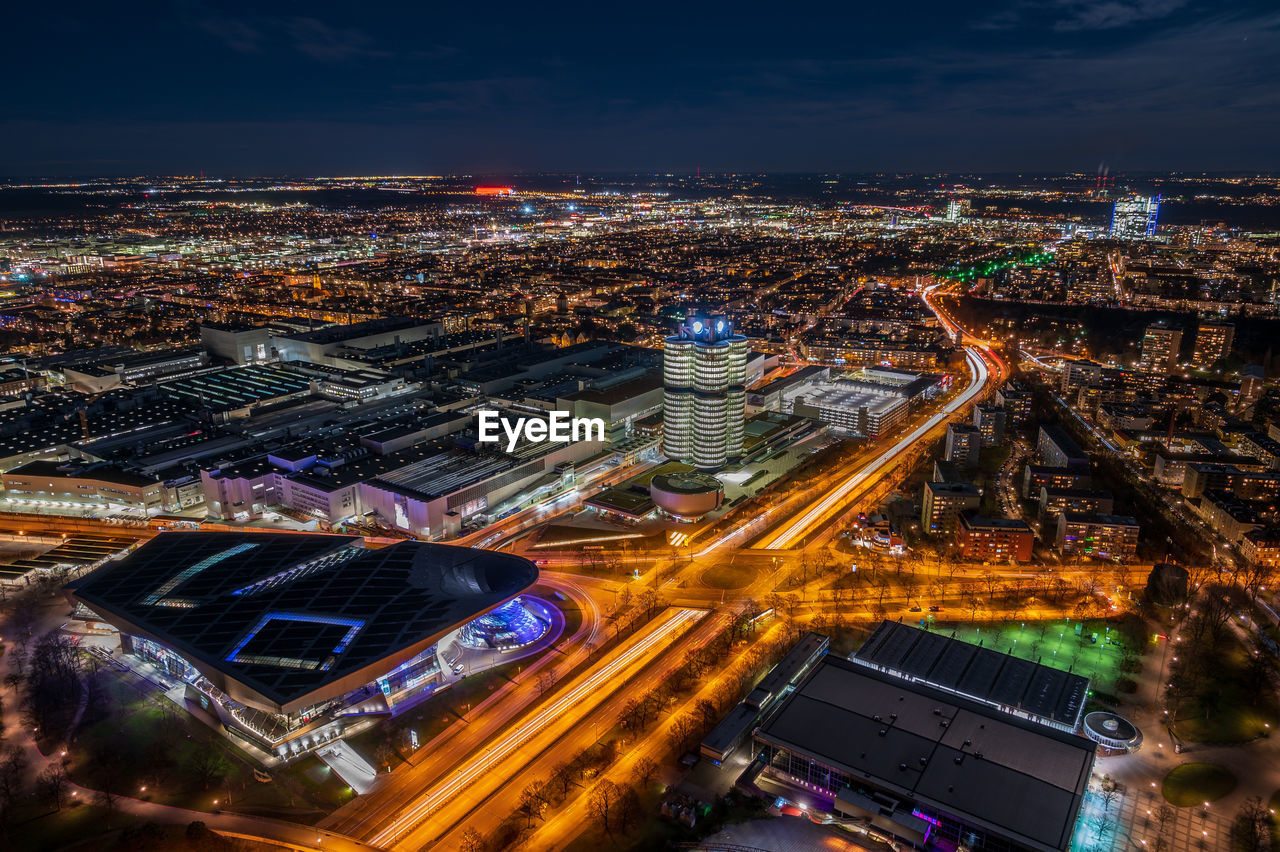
[6,1,1279,176]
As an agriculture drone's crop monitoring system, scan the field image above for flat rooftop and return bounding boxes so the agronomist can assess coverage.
[798,380,906,414]
[4,460,159,488]
[159,363,314,410]
[757,654,1094,852]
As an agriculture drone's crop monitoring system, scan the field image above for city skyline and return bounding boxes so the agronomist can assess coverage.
[1,165,1279,852]
[3,5,1280,850]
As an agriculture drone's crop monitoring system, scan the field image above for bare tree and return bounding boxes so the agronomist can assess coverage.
[95,786,120,827]
[695,698,719,730]
[0,746,28,827]
[617,784,643,833]
[38,764,70,812]
[618,697,643,732]
[634,756,659,788]
[457,826,485,852]
[188,748,230,790]
[588,778,621,834]
[519,781,546,826]
[668,712,697,754]
[1233,795,1270,852]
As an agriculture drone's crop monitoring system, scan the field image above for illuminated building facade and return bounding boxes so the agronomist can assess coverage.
[1110,195,1160,240]
[1138,322,1183,374]
[662,313,748,470]
[1191,321,1234,368]
[1054,512,1140,559]
[956,513,1035,563]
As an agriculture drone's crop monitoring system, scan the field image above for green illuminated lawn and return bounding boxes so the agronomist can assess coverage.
[936,618,1134,692]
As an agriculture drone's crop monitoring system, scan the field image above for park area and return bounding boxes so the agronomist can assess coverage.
[1166,634,1280,744]
[1161,762,1237,807]
[937,615,1145,699]
[52,670,352,818]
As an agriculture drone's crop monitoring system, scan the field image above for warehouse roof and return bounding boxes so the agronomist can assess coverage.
[854,620,1089,729]
[757,654,1094,852]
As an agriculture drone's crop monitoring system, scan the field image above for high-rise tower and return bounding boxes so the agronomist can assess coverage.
[1139,321,1182,374]
[1110,195,1160,240]
[662,314,747,470]
[1191,321,1234,369]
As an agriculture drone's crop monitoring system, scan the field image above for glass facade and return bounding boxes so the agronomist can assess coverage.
[662,314,747,470]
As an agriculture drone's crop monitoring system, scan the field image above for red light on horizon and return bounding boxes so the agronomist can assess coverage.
[475,186,513,196]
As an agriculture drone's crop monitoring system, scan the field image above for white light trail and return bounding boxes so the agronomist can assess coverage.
[370,607,703,848]
[761,347,989,549]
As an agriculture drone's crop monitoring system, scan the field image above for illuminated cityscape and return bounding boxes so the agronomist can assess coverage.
[3,3,1280,852]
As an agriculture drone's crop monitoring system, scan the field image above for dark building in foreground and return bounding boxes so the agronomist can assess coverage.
[67,532,541,756]
[700,632,828,763]
[747,623,1094,852]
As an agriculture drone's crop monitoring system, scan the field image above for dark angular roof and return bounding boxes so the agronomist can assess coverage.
[854,620,1088,728]
[756,655,1095,852]
[67,532,537,710]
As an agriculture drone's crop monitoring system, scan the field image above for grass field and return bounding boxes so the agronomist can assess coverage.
[939,618,1135,692]
[1161,762,1237,807]
[5,803,147,850]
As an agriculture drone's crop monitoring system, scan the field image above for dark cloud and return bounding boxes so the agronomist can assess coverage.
[284,17,387,61]
[977,0,1192,31]
[1052,0,1192,31]
[2,0,1278,174]
[187,3,386,61]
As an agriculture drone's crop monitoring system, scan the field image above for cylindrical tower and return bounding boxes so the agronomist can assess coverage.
[662,389,694,461]
[662,314,748,470]
[663,337,695,387]
[693,392,729,469]
[662,336,696,461]
[724,387,746,459]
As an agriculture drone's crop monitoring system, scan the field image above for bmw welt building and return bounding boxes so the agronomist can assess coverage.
[66,532,543,757]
